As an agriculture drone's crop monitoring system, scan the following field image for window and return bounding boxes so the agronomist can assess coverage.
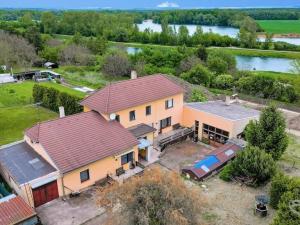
[80,169,90,183]
[160,117,172,129]
[115,114,120,122]
[121,152,134,165]
[202,123,229,145]
[165,99,174,109]
[146,105,151,116]
[129,110,136,121]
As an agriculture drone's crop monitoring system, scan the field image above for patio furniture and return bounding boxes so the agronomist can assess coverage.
[116,167,125,177]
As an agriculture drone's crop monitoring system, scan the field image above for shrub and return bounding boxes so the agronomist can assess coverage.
[213,74,234,89]
[102,51,131,77]
[189,89,207,102]
[270,172,292,209]
[219,163,234,182]
[271,177,300,225]
[98,166,205,225]
[32,84,83,115]
[207,57,228,74]
[207,49,236,73]
[221,146,276,186]
[177,55,202,75]
[180,64,212,87]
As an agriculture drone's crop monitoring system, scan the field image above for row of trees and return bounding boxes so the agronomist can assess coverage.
[32,84,83,115]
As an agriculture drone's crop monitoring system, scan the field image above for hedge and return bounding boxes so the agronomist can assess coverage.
[33,84,83,116]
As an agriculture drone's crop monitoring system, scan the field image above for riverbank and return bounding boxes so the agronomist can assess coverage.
[110,41,300,59]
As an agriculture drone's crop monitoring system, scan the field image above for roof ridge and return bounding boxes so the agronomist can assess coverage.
[26,111,98,132]
[105,83,112,114]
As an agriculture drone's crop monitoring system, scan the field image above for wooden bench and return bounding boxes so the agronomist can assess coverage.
[116,167,125,177]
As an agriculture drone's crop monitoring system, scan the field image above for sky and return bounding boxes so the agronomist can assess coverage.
[0,0,299,10]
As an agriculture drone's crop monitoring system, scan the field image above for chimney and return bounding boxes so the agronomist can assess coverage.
[59,106,65,118]
[225,96,231,106]
[131,70,137,79]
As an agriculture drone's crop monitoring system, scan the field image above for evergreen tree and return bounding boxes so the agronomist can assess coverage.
[245,104,288,160]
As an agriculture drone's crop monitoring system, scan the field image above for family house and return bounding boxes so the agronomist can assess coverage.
[0,74,260,209]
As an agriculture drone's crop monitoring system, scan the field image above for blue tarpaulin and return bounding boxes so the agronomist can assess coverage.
[138,139,151,149]
[194,155,219,169]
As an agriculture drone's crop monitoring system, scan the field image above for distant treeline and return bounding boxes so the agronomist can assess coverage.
[0,8,300,23]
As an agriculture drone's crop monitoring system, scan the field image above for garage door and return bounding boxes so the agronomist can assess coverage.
[32,180,59,207]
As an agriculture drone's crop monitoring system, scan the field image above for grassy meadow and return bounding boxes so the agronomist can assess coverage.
[0,81,84,146]
[0,106,57,145]
[257,20,300,34]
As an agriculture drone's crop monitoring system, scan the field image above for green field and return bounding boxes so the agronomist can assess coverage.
[0,106,57,145]
[257,20,300,34]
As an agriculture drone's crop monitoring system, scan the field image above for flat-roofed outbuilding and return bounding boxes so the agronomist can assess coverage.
[183,101,260,146]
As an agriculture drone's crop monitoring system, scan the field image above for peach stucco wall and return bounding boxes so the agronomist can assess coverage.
[57,146,139,196]
[98,94,184,136]
[182,105,259,140]
[182,105,235,140]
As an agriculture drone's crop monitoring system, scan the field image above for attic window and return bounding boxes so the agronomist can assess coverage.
[29,158,44,170]
[225,149,234,156]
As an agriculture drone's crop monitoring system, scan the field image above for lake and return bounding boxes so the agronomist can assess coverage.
[137,20,239,38]
[126,47,295,73]
[137,20,300,45]
[236,56,294,73]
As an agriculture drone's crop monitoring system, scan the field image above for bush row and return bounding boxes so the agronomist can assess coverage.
[33,84,83,115]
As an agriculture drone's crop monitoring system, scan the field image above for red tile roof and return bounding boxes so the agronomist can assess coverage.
[0,196,36,225]
[26,111,138,174]
[80,74,184,114]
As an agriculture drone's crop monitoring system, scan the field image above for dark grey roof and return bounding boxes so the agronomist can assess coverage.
[0,142,56,185]
[186,101,260,121]
[128,123,156,138]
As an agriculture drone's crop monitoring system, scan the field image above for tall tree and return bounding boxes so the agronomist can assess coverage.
[245,104,288,160]
[41,12,57,34]
[238,17,257,48]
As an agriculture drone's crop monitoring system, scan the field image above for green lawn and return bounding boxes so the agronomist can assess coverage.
[280,134,300,169]
[0,81,85,146]
[257,20,300,34]
[0,82,34,107]
[0,81,85,108]
[0,106,57,146]
[39,82,86,98]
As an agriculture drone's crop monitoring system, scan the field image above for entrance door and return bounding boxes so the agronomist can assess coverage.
[32,180,59,207]
[194,120,199,142]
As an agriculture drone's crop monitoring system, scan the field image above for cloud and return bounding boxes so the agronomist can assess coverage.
[157,1,179,8]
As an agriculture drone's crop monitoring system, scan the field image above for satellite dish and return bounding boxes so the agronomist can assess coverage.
[109,113,116,120]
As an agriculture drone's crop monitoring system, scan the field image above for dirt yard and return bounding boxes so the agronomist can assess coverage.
[189,177,275,225]
[159,140,213,172]
[159,141,275,225]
